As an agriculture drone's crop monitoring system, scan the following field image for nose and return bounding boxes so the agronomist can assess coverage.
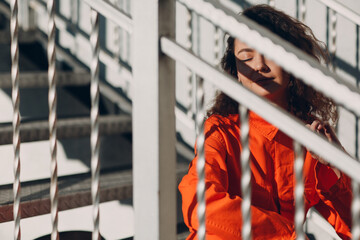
[253,54,269,72]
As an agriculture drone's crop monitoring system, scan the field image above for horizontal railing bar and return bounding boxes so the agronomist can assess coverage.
[0,29,38,44]
[0,72,90,88]
[317,0,360,26]
[161,37,360,183]
[0,162,189,222]
[82,0,133,33]
[176,0,360,116]
[0,115,132,145]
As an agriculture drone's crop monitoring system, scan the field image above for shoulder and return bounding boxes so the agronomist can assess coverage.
[205,114,239,130]
[204,114,239,146]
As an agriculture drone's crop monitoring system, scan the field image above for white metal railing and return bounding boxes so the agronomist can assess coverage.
[160,35,360,182]
[4,0,360,240]
[161,0,360,240]
[10,0,21,239]
[47,0,58,239]
[317,0,360,26]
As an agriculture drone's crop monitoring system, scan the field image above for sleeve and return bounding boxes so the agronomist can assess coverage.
[309,152,353,240]
[178,121,296,240]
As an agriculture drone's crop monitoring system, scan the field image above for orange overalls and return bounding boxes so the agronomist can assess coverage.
[179,112,352,240]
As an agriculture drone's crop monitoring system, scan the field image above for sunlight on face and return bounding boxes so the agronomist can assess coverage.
[234,38,290,108]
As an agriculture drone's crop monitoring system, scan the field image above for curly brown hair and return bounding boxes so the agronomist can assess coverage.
[207,4,338,125]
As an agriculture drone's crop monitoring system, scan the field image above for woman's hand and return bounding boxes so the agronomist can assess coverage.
[305,120,341,178]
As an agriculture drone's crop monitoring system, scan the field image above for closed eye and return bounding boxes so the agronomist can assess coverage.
[239,58,253,62]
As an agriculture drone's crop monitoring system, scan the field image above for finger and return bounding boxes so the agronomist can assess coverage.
[324,124,341,144]
[309,120,321,131]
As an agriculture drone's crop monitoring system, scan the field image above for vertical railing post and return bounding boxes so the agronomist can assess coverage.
[300,0,306,23]
[47,0,58,239]
[293,141,305,240]
[352,181,360,240]
[329,9,337,72]
[239,106,251,240]
[133,0,176,239]
[195,76,206,240]
[10,0,21,239]
[185,8,193,118]
[90,8,101,240]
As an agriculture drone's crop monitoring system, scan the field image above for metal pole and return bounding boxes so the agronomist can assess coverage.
[352,182,360,240]
[329,9,337,72]
[268,0,275,7]
[239,106,252,240]
[10,0,21,238]
[195,77,206,240]
[352,23,360,240]
[90,9,101,240]
[160,38,360,182]
[185,8,193,118]
[293,142,305,240]
[300,0,306,23]
[47,0,58,239]
[133,0,176,239]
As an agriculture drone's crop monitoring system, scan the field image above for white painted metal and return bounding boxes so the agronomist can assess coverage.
[293,142,305,240]
[160,37,360,183]
[90,8,101,240]
[352,182,360,240]
[329,9,337,72]
[83,0,133,33]
[300,0,306,22]
[176,0,360,116]
[185,9,193,118]
[268,0,275,8]
[133,0,176,239]
[195,76,206,240]
[47,0,58,239]
[10,0,21,239]
[18,0,29,30]
[239,106,251,240]
[317,0,360,26]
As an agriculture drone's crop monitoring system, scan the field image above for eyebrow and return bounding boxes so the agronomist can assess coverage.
[237,48,254,55]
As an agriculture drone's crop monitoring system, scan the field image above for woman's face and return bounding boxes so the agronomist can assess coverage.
[234,38,290,108]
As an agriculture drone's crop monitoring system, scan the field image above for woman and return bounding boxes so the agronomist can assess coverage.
[179,4,352,240]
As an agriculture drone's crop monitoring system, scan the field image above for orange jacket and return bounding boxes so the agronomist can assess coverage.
[179,112,352,240]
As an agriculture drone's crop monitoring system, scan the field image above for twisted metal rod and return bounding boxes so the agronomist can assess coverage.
[90,9,101,240]
[352,181,360,240]
[47,0,58,239]
[185,8,193,118]
[113,0,123,61]
[213,26,221,66]
[356,25,359,159]
[293,141,305,240]
[175,0,360,115]
[268,0,275,7]
[195,77,206,240]
[239,106,251,240]
[300,0,306,23]
[329,9,337,72]
[354,25,360,240]
[10,0,21,239]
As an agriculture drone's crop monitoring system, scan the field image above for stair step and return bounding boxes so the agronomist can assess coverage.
[0,162,189,223]
[0,114,132,145]
[0,71,90,88]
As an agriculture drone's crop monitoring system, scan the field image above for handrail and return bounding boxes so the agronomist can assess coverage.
[160,37,360,183]
[317,0,360,26]
[177,0,360,116]
[219,0,360,26]
[83,0,133,33]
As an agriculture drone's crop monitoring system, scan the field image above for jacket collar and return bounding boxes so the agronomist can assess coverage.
[248,111,279,141]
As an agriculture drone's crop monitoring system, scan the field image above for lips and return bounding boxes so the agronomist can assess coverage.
[255,77,274,84]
